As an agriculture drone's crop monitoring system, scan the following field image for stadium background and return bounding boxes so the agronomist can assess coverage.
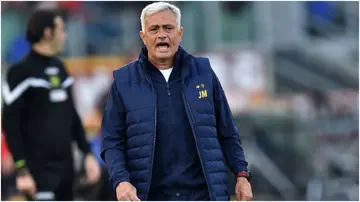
[1,1,359,201]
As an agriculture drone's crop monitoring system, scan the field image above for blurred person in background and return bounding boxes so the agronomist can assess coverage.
[73,66,112,121]
[101,2,252,201]
[1,9,100,200]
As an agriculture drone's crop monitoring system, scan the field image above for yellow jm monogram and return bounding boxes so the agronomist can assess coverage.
[198,90,208,99]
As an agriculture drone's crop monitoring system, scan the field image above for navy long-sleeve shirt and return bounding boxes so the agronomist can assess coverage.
[145,62,208,199]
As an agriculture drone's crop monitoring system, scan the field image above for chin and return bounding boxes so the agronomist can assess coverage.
[157,52,174,60]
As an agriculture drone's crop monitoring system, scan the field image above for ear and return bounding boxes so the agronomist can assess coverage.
[43,27,53,41]
[178,27,184,42]
[139,30,146,46]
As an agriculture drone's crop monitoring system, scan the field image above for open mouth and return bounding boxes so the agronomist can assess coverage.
[156,42,170,51]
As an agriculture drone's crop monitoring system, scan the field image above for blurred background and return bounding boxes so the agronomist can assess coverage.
[1,1,359,201]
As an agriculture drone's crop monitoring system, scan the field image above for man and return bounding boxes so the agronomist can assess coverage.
[2,10,100,200]
[101,2,253,201]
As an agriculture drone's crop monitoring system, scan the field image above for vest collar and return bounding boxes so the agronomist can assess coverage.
[138,46,194,86]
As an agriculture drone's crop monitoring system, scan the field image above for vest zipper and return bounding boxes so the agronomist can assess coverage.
[144,74,157,200]
[181,91,213,200]
[166,82,171,96]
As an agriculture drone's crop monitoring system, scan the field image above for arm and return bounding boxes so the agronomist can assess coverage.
[71,105,91,154]
[100,80,130,189]
[212,69,248,175]
[70,93,91,155]
[2,67,28,171]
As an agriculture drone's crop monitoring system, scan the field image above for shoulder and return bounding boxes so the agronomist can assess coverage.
[54,57,66,68]
[5,61,32,85]
[112,60,141,83]
[3,61,34,105]
[51,57,68,73]
[192,56,211,65]
[191,55,214,77]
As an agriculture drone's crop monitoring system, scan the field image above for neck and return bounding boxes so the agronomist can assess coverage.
[32,42,57,57]
[148,56,174,70]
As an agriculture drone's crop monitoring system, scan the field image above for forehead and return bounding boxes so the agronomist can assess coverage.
[145,10,177,27]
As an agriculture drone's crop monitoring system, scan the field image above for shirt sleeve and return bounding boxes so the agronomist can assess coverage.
[2,66,29,168]
[211,66,248,174]
[71,102,91,155]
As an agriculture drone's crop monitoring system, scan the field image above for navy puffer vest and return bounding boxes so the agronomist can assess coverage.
[111,47,229,200]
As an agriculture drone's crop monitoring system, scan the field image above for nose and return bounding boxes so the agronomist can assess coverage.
[158,35,166,41]
[157,28,167,39]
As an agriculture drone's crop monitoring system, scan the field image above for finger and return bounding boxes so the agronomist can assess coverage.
[94,170,101,181]
[29,187,36,197]
[88,169,100,182]
[88,172,99,184]
[235,192,241,201]
[134,189,140,201]
[88,173,96,182]
[118,195,130,201]
[129,196,139,201]
[87,177,95,184]
[128,193,140,201]
[240,196,250,201]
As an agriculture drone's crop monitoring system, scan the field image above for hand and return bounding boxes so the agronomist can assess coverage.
[16,173,37,197]
[84,154,101,184]
[235,177,253,201]
[1,155,14,175]
[116,182,140,201]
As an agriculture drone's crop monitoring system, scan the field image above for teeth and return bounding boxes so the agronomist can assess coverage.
[158,45,168,50]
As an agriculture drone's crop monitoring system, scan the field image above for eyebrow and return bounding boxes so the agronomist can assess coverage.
[149,24,174,29]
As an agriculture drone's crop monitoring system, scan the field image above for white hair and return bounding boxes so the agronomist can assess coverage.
[140,1,181,32]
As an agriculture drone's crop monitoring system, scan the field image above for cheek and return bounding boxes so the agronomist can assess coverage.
[143,39,153,48]
[170,36,180,45]
[150,42,158,49]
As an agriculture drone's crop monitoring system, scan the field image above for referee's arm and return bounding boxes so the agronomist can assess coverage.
[69,87,91,155]
[2,66,28,170]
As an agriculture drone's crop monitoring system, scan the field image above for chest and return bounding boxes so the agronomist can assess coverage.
[26,66,73,104]
[119,74,215,115]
